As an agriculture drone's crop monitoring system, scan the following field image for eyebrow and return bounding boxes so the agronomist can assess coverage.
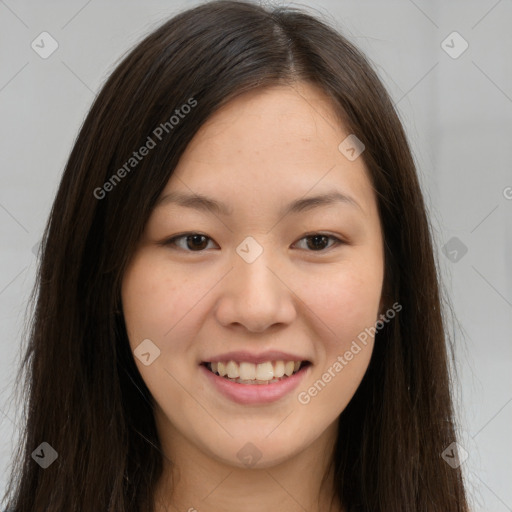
[155,190,363,217]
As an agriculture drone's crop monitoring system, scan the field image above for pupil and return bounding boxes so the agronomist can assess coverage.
[187,234,207,250]
[307,235,328,250]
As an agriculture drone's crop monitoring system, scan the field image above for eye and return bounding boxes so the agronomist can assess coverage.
[163,233,218,252]
[161,232,344,253]
[293,233,344,252]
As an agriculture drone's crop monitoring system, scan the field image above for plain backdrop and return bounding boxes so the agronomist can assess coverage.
[1,1,511,510]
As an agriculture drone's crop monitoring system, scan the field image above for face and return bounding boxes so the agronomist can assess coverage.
[121,82,384,470]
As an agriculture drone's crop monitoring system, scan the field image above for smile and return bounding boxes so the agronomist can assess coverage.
[200,359,312,405]
[203,360,310,384]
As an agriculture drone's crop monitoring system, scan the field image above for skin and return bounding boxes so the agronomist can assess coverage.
[121,81,385,512]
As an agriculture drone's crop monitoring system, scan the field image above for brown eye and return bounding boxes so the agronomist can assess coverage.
[163,233,216,251]
[294,233,343,252]
[185,234,209,250]
[306,234,330,251]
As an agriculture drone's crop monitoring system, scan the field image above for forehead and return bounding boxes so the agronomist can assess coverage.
[161,82,375,218]
[183,83,343,156]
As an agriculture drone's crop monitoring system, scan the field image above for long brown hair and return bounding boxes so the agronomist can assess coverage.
[2,1,470,510]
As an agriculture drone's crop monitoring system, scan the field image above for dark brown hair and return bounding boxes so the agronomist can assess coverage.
[3,1,470,510]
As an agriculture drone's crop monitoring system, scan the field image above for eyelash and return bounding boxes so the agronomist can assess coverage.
[160,232,345,253]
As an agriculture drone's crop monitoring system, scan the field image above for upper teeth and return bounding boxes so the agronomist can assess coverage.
[210,360,301,380]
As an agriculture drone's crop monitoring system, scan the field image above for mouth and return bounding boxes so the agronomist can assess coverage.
[201,359,312,385]
[200,357,312,405]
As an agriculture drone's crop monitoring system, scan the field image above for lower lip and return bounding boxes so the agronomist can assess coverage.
[200,363,311,405]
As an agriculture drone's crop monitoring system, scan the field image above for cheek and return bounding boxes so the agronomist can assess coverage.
[121,253,191,344]
[298,259,383,341]
[296,270,379,414]
[121,252,223,361]
[303,259,382,411]
[121,255,205,403]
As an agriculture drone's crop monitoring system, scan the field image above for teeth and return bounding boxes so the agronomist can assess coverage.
[284,361,295,376]
[207,359,305,383]
[217,361,227,377]
[274,360,285,378]
[226,361,239,378]
[255,361,273,380]
[239,362,256,380]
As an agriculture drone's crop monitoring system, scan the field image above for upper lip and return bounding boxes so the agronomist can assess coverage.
[202,350,311,365]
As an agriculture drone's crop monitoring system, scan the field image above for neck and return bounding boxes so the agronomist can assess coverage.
[152,417,343,512]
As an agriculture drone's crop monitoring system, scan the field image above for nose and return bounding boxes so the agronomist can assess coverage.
[214,249,297,333]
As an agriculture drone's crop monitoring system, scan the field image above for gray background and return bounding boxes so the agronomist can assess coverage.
[1,0,511,510]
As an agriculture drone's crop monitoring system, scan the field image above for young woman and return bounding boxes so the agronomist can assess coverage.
[2,1,471,511]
